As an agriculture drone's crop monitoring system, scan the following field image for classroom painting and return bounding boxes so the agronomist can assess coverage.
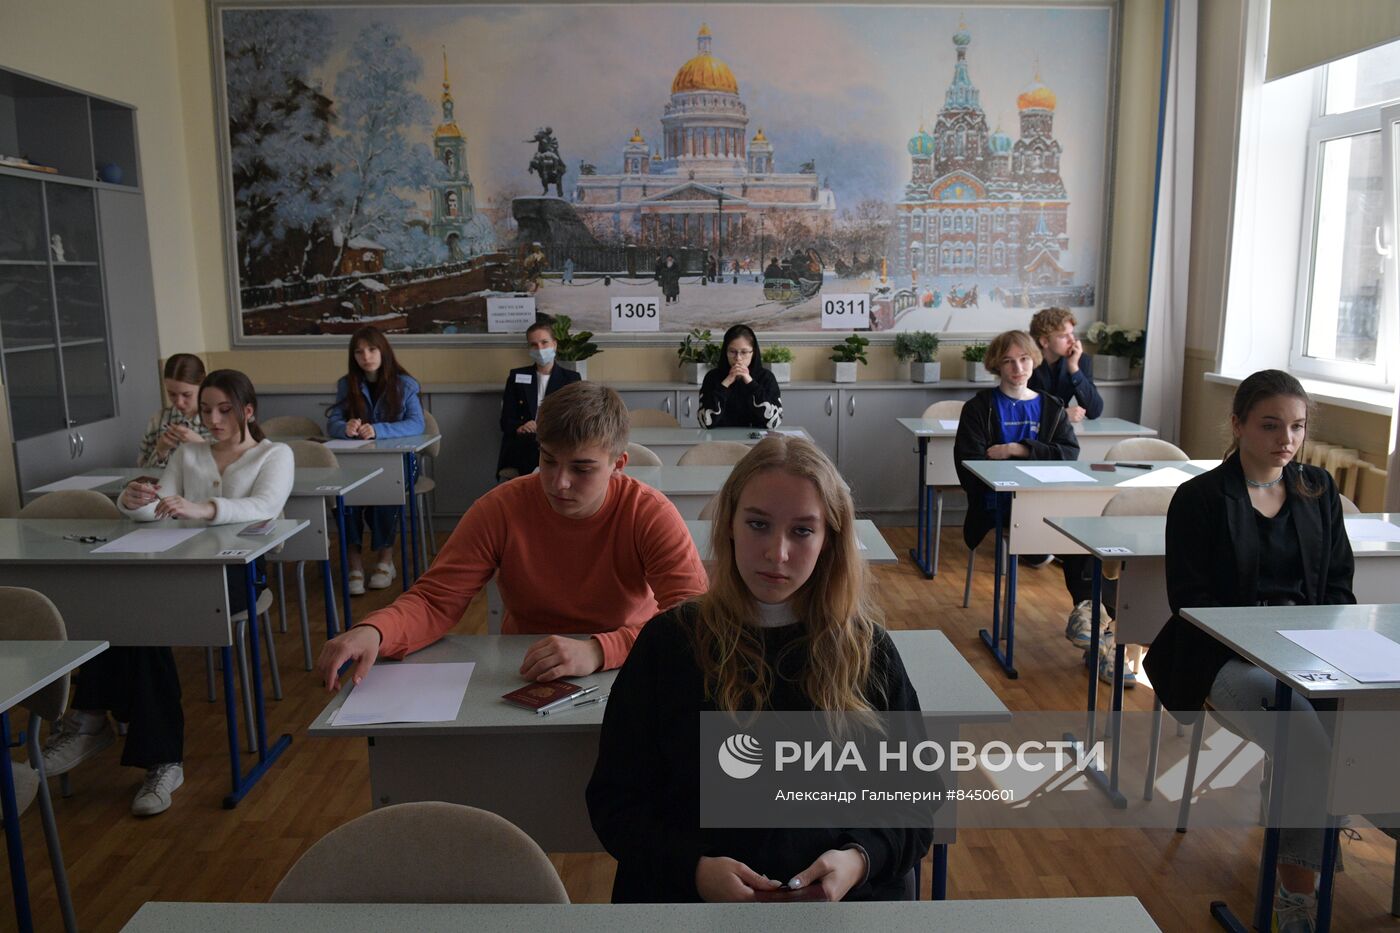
[214,2,1116,342]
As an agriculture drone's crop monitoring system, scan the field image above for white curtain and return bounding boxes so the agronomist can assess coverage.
[1140,0,1199,444]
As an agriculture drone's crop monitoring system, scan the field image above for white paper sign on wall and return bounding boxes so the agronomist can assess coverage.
[820,293,870,330]
[487,296,536,333]
[610,296,661,332]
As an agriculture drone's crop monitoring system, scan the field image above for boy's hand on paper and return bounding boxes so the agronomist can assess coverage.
[315,625,381,692]
[787,848,866,902]
[519,635,604,682]
[695,856,779,902]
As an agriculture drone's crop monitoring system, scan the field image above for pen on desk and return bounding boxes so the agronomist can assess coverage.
[1116,462,1154,470]
[536,684,598,714]
[540,694,608,716]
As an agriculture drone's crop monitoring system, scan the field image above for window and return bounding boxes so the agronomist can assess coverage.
[1289,39,1400,388]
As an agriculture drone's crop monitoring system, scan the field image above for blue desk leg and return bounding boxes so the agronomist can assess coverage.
[1064,559,1126,807]
[1,711,34,933]
[932,842,948,900]
[221,563,292,809]
[334,494,352,632]
[1316,818,1341,933]
[1209,680,1293,932]
[406,451,421,585]
[909,438,934,577]
[397,505,409,593]
[978,492,1018,678]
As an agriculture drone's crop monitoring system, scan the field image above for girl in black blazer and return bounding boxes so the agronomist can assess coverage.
[497,321,581,478]
[1144,370,1353,927]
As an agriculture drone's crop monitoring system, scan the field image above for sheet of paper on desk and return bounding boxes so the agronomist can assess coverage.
[329,662,475,725]
[1343,518,1400,543]
[1016,465,1094,483]
[31,475,122,493]
[1117,466,1195,488]
[772,428,806,436]
[324,439,372,450]
[938,420,959,430]
[1280,629,1400,683]
[91,527,204,554]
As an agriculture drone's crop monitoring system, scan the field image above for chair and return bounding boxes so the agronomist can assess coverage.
[415,410,443,566]
[1103,438,1189,461]
[19,490,122,520]
[1340,494,1360,515]
[261,415,323,438]
[271,802,569,904]
[677,441,750,466]
[919,400,965,581]
[698,496,720,520]
[1,587,80,932]
[625,443,663,467]
[629,408,680,428]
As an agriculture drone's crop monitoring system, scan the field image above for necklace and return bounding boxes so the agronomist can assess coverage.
[1245,474,1284,489]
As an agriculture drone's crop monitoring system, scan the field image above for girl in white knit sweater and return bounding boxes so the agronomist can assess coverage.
[41,370,293,817]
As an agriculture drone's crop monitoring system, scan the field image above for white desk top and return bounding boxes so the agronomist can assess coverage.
[686,519,897,564]
[0,640,108,713]
[962,460,1218,490]
[1046,513,1400,560]
[267,433,441,454]
[1179,604,1400,699]
[0,519,308,565]
[121,897,1161,932]
[308,629,1008,739]
[897,416,1157,439]
[629,426,812,447]
[50,466,384,500]
[624,464,733,494]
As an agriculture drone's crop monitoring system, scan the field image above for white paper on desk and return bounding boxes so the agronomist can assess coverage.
[938,420,960,430]
[324,439,372,450]
[1117,466,1196,488]
[1016,465,1094,483]
[90,527,204,554]
[771,428,805,436]
[1344,518,1400,543]
[329,662,475,725]
[1280,629,1400,683]
[31,474,122,493]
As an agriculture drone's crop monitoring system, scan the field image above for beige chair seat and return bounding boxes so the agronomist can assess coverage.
[625,443,663,467]
[677,441,751,466]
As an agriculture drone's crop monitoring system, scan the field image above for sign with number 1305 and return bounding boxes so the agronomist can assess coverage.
[610,296,661,332]
[821,294,870,329]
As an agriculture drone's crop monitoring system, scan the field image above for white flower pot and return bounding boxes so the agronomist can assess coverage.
[910,361,941,384]
[966,360,995,383]
[1096,354,1132,381]
[681,362,710,385]
[832,361,858,383]
[768,362,791,384]
[558,359,588,380]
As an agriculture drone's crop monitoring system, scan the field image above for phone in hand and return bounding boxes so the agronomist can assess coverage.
[133,475,161,486]
[753,878,827,902]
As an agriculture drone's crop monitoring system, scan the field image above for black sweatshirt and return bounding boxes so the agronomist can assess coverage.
[698,367,783,429]
[586,604,933,903]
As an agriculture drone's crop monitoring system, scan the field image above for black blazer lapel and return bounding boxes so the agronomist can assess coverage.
[1286,463,1326,603]
[1220,456,1261,605]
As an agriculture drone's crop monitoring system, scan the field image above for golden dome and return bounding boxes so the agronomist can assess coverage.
[1017,77,1056,111]
[434,122,463,139]
[752,127,768,143]
[672,52,739,94]
[628,127,644,143]
[698,22,711,37]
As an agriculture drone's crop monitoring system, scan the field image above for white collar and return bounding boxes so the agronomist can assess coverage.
[756,600,798,629]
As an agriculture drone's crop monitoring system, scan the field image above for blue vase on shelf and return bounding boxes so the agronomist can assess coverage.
[97,162,123,185]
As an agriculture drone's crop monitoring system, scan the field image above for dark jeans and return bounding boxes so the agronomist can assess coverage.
[343,505,399,552]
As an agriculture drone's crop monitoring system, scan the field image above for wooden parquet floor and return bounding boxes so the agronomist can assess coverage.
[4,526,1398,931]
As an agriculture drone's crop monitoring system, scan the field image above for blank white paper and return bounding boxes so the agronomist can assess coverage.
[1016,465,1094,483]
[31,475,122,493]
[1117,466,1196,488]
[90,527,205,554]
[938,420,960,430]
[1344,518,1400,543]
[1280,629,1400,683]
[324,439,372,450]
[330,662,475,726]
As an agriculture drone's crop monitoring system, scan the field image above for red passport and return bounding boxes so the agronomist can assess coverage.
[501,680,584,710]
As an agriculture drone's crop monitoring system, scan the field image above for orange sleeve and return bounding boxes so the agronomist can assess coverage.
[591,492,708,670]
[359,493,504,659]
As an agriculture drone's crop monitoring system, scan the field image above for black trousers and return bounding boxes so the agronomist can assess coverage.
[72,564,258,769]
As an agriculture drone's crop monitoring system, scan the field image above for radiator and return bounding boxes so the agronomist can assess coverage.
[1299,440,1389,509]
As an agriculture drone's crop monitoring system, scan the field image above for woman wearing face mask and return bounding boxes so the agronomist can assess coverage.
[497,319,581,479]
[698,324,783,429]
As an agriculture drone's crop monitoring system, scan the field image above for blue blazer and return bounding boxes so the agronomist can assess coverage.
[327,374,424,439]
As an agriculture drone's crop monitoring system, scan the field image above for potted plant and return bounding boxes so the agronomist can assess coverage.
[551,314,600,380]
[962,342,994,383]
[676,328,720,385]
[829,334,869,383]
[761,345,793,384]
[893,331,941,383]
[1084,321,1146,381]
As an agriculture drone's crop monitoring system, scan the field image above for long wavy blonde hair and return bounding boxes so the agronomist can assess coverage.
[692,436,884,714]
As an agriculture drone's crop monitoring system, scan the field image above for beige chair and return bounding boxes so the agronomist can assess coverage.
[698,495,720,520]
[1340,494,1360,515]
[19,490,122,520]
[261,414,324,438]
[414,410,443,565]
[1,587,80,932]
[625,443,663,467]
[629,408,680,428]
[915,400,965,583]
[271,802,569,904]
[677,441,751,466]
[1103,437,1189,461]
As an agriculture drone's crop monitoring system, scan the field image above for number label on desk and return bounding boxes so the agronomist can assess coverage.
[992,480,1019,488]
[821,293,870,329]
[610,297,660,332]
[1287,669,1341,683]
[315,485,342,492]
[218,548,253,558]
[1099,546,1133,555]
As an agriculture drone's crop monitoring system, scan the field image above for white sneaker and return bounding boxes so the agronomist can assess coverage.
[1272,885,1317,933]
[347,570,365,596]
[1066,600,1094,646]
[132,763,183,817]
[41,715,114,776]
[368,562,395,590]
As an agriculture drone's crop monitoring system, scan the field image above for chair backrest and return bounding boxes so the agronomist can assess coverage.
[1101,487,1176,517]
[628,408,680,428]
[420,409,442,459]
[0,587,70,722]
[1103,438,1188,461]
[625,443,663,467]
[18,490,122,520]
[262,415,324,438]
[1339,493,1360,514]
[284,439,340,469]
[921,399,965,421]
[270,802,569,904]
[678,441,751,466]
[698,494,720,520]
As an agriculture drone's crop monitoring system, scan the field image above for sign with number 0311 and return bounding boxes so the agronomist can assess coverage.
[610,296,661,332]
[821,294,870,329]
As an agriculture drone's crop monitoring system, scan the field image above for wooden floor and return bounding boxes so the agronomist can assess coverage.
[4,526,1398,932]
